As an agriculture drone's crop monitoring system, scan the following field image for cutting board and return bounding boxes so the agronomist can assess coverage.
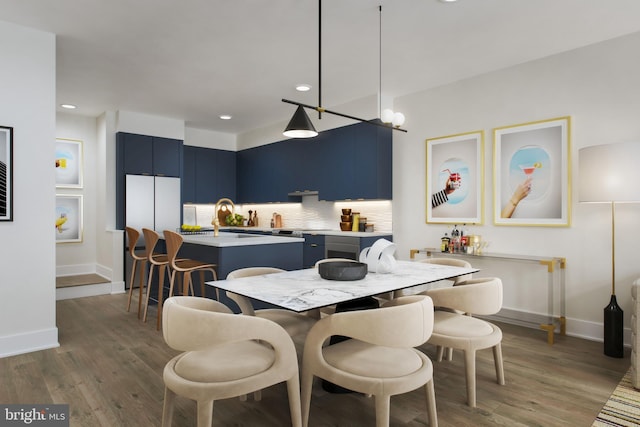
[217,205,232,225]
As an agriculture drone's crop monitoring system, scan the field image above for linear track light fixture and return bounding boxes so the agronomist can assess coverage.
[282,0,407,138]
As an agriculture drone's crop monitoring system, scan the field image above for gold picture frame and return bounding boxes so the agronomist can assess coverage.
[493,116,571,227]
[426,130,484,224]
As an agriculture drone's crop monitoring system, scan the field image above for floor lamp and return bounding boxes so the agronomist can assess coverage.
[578,141,640,358]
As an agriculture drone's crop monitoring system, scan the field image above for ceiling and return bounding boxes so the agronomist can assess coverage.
[2,0,640,135]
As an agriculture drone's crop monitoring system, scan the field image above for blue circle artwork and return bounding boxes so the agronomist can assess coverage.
[438,158,469,205]
[508,145,551,201]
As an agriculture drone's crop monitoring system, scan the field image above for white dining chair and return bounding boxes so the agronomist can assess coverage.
[424,277,505,407]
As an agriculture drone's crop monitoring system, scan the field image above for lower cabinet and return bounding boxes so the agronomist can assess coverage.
[303,234,325,268]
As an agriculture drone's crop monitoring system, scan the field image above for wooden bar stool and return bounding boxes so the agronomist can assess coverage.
[163,230,219,303]
[142,228,174,330]
[125,226,147,317]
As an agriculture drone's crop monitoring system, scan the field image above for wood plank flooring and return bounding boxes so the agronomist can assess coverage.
[0,293,630,426]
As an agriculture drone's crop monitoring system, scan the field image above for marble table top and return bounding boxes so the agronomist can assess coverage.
[207,260,479,312]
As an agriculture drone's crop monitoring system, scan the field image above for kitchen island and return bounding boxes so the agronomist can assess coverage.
[161,231,304,307]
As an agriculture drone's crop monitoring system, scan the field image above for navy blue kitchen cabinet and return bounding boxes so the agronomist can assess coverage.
[300,121,391,201]
[236,121,392,203]
[117,132,182,177]
[236,144,273,203]
[182,145,196,203]
[352,123,392,200]
[303,233,325,268]
[182,146,237,204]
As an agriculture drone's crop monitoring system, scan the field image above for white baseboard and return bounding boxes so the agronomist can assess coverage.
[486,307,632,347]
[0,327,59,358]
[56,281,125,301]
[56,263,114,281]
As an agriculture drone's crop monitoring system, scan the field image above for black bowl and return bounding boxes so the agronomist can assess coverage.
[318,261,368,281]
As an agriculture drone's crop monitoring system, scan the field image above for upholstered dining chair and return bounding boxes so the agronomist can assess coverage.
[125,226,148,317]
[417,257,475,362]
[226,267,317,337]
[161,296,302,427]
[419,257,473,284]
[300,295,438,427]
[395,258,473,299]
[424,277,505,408]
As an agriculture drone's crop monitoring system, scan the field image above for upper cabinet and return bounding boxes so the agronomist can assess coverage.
[236,121,392,203]
[117,132,182,177]
[182,146,236,204]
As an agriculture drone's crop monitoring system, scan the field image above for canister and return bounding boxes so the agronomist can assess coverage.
[351,212,360,232]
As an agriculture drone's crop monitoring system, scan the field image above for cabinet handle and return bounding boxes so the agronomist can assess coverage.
[310,244,318,247]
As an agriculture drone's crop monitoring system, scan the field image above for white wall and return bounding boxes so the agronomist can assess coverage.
[185,127,236,151]
[55,114,99,275]
[392,31,640,342]
[0,21,58,357]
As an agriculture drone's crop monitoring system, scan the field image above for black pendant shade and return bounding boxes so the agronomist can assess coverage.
[283,105,318,138]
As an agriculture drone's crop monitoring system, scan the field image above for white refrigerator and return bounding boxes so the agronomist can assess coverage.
[125,174,181,245]
[124,174,181,290]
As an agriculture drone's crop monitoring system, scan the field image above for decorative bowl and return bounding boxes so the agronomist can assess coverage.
[339,222,352,231]
[341,208,352,215]
[340,215,352,221]
[318,261,368,281]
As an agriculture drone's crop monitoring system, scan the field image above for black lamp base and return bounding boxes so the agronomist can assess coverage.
[604,294,624,358]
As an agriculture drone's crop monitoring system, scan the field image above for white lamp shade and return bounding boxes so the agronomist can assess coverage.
[392,112,405,127]
[578,141,640,202]
[381,109,394,123]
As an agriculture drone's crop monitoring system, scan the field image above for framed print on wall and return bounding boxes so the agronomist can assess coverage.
[493,116,571,227]
[0,126,13,221]
[55,194,83,243]
[426,130,484,224]
[55,138,83,188]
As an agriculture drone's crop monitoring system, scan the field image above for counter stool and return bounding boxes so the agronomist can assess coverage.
[142,228,174,330]
[125,226,147,317]
[163,229,219,306]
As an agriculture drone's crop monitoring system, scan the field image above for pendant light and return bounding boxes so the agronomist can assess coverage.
[378,5,405,128]
[283,105,318,138]
[282,0,407,137]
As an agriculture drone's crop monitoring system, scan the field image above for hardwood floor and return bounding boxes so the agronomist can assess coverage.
[0,293,630,426]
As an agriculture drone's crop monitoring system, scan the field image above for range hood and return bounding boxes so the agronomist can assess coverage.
[287,190,319,197]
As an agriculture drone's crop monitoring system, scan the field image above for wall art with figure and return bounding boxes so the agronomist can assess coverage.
[426,130,484,224]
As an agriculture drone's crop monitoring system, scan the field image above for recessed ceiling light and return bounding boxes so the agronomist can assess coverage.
[61,104,77,109]
[438,0,457,2]
[295,84,312,92]
[219,115,232,120]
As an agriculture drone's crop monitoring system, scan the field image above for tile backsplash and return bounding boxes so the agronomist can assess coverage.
[185,195,392,233]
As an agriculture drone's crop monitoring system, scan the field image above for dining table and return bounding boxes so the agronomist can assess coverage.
[206,260,479,312]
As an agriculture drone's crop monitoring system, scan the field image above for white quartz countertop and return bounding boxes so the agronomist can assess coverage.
[167,231,304,247]
[221,227,392,237]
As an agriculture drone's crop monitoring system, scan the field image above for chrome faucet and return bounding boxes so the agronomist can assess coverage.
[212,198,235,237]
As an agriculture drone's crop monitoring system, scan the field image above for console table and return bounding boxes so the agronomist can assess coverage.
[410,248,566,345]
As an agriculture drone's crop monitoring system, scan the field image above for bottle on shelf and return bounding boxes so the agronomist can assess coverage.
[441,233,450,253]
[449,225,459,253]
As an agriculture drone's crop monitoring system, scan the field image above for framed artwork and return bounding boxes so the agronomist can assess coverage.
[493,116,571,226]
[55,194,83,243]
[426,130,484,224]
[55,138,83,188]
[0,126,13,221]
